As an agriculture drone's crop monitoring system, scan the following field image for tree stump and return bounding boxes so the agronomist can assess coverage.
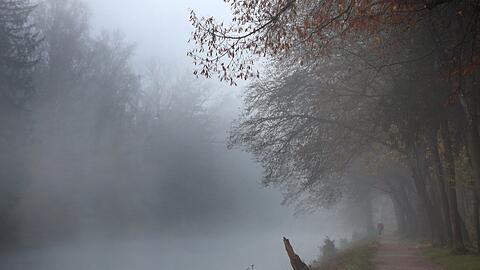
[283,237,310,270]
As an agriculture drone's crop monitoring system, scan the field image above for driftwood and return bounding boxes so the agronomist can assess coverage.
[283,237,310,270]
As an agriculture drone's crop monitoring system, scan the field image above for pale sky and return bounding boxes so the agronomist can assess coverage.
[84,0,231,63]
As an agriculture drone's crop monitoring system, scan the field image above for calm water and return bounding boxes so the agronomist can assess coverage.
[0,219,343,270]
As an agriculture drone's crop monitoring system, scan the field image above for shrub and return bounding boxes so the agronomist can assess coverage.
[321,237,338,260]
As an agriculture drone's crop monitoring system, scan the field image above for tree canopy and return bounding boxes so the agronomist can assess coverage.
[191,0,480,252]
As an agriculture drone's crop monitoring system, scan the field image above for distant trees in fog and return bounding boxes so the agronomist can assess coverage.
[0,0,238,246]
[0,0,42,244]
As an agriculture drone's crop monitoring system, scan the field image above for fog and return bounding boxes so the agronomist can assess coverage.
[84,0,230,63]
[0,1,360,270]
[4,0,479,268]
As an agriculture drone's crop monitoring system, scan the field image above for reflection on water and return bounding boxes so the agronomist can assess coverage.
[0,226,342,270]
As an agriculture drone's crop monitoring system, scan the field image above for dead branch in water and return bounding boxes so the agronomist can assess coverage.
[283,237,310,270]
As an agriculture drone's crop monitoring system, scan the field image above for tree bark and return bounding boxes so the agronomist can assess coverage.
[412,167,439,242]
[386,177,418,236]
[433,139,453,246]
[466,122,480,197]
[442,122,467,252]
[392,198,407,234]
[363,197,375,234]
[283,237,309,270]
[411,141,445,243]
[474,192,480,253]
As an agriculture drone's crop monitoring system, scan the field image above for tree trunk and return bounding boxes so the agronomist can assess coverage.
[466,124,480,196]
[392,198,407,234]
[412,141,445,243]
[433,139,453,246]
[363,198,375,234]
[442,122,467,252]
[412,168,439,242]
[399,181,418,236]
[283,237,309,270]
[456,187,471,246]
[465,117,480,250]
[474,192,480,253]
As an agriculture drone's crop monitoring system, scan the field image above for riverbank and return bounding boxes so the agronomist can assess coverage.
[422,246,480,270]
[310,239,376,270]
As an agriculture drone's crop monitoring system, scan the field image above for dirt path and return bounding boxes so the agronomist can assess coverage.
[373,235,440,270]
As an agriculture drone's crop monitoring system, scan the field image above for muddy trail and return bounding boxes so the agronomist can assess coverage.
[373,235,440,270]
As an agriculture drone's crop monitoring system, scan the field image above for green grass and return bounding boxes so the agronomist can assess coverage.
[343,242,376,270]
[311,240,377,270]
[423,247,480,270]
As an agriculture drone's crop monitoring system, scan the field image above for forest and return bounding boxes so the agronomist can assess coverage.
[0,0,251,246]
[188,0,480,257]
[3,0,480,269]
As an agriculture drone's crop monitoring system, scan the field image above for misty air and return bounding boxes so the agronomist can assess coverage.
[0,1,479,270]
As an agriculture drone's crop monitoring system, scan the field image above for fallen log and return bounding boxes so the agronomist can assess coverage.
[283,237,310,270]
